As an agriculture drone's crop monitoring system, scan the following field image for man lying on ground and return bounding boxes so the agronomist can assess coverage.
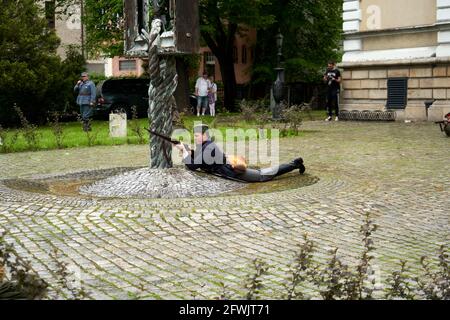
[175,124,305,183]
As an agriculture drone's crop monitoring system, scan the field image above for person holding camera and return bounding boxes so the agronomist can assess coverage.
[74,72,96,131]
[323,60,342,121]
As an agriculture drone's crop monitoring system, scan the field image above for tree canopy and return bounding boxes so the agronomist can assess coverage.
[0,0,85,126]
[63,0,342,108]
[253,0,343,84]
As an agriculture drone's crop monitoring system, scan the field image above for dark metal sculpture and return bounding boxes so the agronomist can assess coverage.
[124,0,199,168]
[272,32,284,120]
[148,16,177,168]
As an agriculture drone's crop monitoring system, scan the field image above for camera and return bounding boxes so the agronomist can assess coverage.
[327,75,335,85]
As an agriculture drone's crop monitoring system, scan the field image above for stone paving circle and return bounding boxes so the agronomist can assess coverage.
[0,121,449,299]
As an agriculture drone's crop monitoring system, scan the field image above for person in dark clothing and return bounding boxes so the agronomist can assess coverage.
[323,60,342,121]
[175,125,306,182]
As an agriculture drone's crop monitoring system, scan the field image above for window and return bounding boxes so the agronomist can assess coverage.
[204,52,215,65]
[242,45,247,64]
[233,46,238,64]
[387,78,408,109]
[250,47,255,62]
[119,60,137,71]
[45,1,56,30]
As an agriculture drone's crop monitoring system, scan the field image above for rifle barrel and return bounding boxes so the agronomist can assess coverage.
[144,128,181,144]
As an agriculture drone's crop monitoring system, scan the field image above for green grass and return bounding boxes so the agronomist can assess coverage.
[0,111,326,154]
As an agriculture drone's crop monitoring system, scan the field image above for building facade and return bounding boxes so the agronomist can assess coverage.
[43,0,109,75]
[198,28,256,85]
[341,0,450,121]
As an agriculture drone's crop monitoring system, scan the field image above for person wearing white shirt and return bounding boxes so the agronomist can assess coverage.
[195,72,210,116]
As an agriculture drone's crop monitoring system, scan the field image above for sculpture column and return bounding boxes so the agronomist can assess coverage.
[147,18,178,169]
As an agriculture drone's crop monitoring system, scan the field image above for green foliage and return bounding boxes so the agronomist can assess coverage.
[129,106,146,144]
[47,112,66,149]
[252,0,343,84]
[0,0,85,126]
[280,104,304,136]
[83,0,125,58]
[0,125,20,153]
[13,104,42,151]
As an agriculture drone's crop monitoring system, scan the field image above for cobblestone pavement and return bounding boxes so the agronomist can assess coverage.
[0,121,449,299]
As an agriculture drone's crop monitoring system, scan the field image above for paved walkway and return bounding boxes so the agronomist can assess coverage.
[0,121,449,299]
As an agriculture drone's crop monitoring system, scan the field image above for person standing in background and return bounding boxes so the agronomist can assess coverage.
[74,72,96,131]
[195,72,210,116]
[323,61,342,121]
[208,77,217,117]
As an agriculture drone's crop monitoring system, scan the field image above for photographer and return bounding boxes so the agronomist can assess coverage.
[323,60,342,121]
[74,72,96,131]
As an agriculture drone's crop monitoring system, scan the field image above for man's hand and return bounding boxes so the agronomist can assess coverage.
[175,144,186,152]
[175,143,191,158]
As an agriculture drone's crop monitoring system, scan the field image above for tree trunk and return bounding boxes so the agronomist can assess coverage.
[201,22,238,112]
[174,57,190,114]
[218,54,237,111]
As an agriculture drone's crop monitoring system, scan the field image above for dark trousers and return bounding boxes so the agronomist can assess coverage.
[236,160,298,182]
[80,104,93,131]
[326,91,339,117]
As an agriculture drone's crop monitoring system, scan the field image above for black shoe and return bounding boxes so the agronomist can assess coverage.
[299,164,306,175]
[292,158,305,175]
[292,157,303,167]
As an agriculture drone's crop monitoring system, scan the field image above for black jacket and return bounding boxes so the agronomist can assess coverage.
[183,140,238,179]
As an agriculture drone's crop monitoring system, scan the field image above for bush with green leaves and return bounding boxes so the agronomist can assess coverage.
[0,0,85,127]
[0,125,20,153]
[14,104,41,151]
[47,112,66,149]
[129,106,146,144]
[280,104,304,136]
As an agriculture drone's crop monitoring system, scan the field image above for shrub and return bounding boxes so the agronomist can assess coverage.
[0,231,90,300]
[0,125,19,153]
[129,106,146,144]
[47,112,66,149]
[14,104,41,151]
[280,104,303,136]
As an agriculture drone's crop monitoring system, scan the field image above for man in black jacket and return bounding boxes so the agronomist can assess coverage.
[323,60,342,121]
[175,125,305,182]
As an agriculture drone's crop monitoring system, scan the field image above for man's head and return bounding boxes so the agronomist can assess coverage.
[193,124,209,145]
[327,60,336,70]
[202,71,208,79]
[81,72,89,81]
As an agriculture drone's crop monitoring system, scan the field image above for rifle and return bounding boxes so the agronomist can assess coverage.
[144,128,191,150]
